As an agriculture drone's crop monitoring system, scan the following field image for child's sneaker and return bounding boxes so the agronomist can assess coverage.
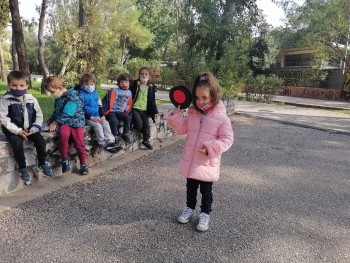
[38,163,53,177]
[19,168,32,186]
[197,212,210,231]
[121,133,132,144]
[80,164,89,175]
[104,142,123,153]
[142,141,153,150]
[177,207,194,224]
[61,158,71,173]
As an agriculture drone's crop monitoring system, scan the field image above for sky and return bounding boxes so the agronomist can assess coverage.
[19,0,289,28]
[256,0,286,27]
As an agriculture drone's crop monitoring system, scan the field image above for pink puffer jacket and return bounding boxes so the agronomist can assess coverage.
[165,101,234,182]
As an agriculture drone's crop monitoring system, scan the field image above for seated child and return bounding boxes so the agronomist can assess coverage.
[130,67,158,150]
[77,74,121,153]
[0,71,52,185]
[45,76,89,175]
[102,73,133,144]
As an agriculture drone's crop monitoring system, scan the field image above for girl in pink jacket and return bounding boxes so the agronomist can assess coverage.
[165,72,233,231]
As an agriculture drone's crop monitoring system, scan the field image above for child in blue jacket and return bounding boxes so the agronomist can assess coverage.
[78,74,121,153]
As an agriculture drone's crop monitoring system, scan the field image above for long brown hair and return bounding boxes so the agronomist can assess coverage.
[192,72,221,112]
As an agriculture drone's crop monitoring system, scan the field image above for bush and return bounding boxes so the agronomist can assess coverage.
[125,58,160,80]
[244,74,283,102]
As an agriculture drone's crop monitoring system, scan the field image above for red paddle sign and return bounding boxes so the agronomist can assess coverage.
[169,86,192,109]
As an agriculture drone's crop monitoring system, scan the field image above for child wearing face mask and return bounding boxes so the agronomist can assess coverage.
[0,71,53,185]
[130,67,158,150]
[45,76,88,175]
[102,73,133,145]
[165,72,234,231]
[77,74,121,153]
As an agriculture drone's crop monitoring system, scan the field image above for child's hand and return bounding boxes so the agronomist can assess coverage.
[172,105,182,114]
[24,130,33,137]
[17,130,29,141]
[100,117,106,123]
[199,145,208,155]
[90,117,99,123]
[48,122,57,132]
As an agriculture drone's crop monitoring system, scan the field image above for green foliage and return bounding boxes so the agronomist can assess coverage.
[0,0,9,29]
[63,71,79,88]
[249,34,279,75]
[130,0,176,60]
[244,74,283,101]
[23,23,40,74]
[125,58,160,79]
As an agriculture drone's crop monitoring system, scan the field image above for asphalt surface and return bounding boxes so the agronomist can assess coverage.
[235,100,350,135]
[0,104,349,262]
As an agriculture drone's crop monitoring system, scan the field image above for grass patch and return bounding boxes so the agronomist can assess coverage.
[156,99,170,105]
[329,109,350,114]
[237,95,285,106]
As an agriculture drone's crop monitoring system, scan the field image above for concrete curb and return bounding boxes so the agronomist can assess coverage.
[273,100,350,111]
[0,135,185,213]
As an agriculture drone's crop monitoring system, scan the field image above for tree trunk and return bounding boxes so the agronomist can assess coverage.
[9,0,30,77]
[11,34,19,70]
[120,35,127,65]
[78,0,85,27]
[0,39,5,81]
[38,0,50,94]
[58,47,73,76]
[77,0,85,73]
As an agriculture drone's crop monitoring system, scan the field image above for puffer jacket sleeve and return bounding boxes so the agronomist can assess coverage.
[29,98,44,133]
[123,95,132,115]
[203,115,233,159]
[0,97,22,134]
[164,110,188,135]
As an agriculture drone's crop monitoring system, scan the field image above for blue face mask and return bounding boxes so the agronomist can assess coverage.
[10,89,27,97]
[83,85,95,93]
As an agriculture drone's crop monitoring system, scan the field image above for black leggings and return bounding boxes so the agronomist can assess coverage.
[132,109,150,143]
[3,128,47,169]
[186,178,213,214]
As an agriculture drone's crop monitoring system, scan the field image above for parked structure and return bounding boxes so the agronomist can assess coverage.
[271,48,350,100]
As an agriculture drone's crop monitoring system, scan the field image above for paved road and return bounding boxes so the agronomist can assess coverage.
[0,108,349,262]
[235,100,350,135]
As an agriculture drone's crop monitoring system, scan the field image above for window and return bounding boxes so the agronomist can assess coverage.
[285,54,313,67]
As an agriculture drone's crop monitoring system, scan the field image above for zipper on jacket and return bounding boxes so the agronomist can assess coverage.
[187,111,211,177]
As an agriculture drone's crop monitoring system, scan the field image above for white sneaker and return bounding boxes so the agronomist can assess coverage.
[177,207,194,224]
[197,212,210,231]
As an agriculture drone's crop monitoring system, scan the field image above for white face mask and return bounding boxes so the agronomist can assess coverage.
[51,91,63,99]
[84,84,95,93]
[140,77,148,84]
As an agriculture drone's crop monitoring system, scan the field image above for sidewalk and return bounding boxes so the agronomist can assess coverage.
[272,95,350,110]
[235,99,350,135]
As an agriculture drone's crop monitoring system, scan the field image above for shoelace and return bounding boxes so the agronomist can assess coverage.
[199,214,209,224]
[182,208,193,217]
